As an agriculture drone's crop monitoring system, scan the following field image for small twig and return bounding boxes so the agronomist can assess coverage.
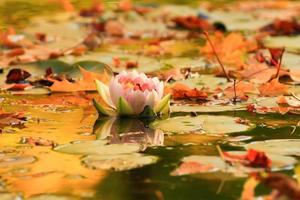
[216,145,226,161]
[274,48,285,79]
[290,121,300,135]
[290,126,297,135]
[203,31,231,82]
[233,79,237,104]
[291,92,300,102]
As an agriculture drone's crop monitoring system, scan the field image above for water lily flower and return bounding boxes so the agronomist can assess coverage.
[93,70,170,117]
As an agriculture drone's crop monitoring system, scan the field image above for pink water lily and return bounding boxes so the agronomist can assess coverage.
[94,71,170,117]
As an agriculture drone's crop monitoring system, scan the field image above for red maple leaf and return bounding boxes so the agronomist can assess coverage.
[172,16,213,31]
[223,149,272,168]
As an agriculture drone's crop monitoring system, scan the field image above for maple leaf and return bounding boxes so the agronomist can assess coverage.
[258,79,289,97]
[80,0,104,17]
[118,0,133,12]
[171,161,215,176]
[48,67,110,92]
[5,68,31,84]
[104,21,124,37]
[48,0,74,12]
[166,83,207,100]
[239,62,289,84]
[172,16,213,31]
[260,173,300,200]
[223,149,272,168]
[200,32,257,67]
[0,111,26,130]
[260,19,300,36]
[224,81,254,101]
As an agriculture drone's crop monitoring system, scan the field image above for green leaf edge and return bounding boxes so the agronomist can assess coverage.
[117,97,134,116]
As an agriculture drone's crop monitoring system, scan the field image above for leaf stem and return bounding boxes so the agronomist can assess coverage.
[275,48,285,79]
[203,31,231,82]
[233,79,237,104]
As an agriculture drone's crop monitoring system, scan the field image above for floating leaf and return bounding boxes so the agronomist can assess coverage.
[172,152,296,176]
[171,104,245,113]
[152,115,253,134]
[245,139,300,156]
[54,140,141,155]
[82,153,158,171]
[0,155,36,168]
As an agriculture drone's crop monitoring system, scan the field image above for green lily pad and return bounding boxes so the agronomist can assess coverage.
[54,140,141,155]
[61,52,162,73]
[162,57,207,70]
[208,11,271,31]
[245,139,300,156]
[152,115,253,134]
[24,13,87,51]
[171,104,246,113]
[82,153,158,171]
[172,75,229,90]
[263,36,300,53]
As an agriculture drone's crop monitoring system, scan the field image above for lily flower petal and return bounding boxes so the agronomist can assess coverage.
[95,80,116,109]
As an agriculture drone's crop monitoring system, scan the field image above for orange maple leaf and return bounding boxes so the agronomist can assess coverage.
[200,32,257,67]
[239,62,289,84]
[224,81,255,100]
[118,0,133,11]
[258,79,289,97]
[48,67,110,92]
[165,83,207,100]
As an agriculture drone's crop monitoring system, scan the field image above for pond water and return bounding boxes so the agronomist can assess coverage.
[0,0,300,200]
[3,93,299,200]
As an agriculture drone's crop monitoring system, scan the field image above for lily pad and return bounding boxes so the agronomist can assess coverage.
[208,11,271,31]
[28,194,77,200]
[82,153,158,171]
[54,140,141,155]
[171,104,246,113]
[152,115,253,134]
[172,152,296,176]
[172,75,229,90]
[0,155,36,168]
[61,52,162,73]
[263,36,300,53]
[245,139,300,156]
[24,13,88,50]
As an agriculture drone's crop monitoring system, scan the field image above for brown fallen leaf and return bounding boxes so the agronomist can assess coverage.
[20,137,57,147]
[0,111,26,130]
[259,79,289,97]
